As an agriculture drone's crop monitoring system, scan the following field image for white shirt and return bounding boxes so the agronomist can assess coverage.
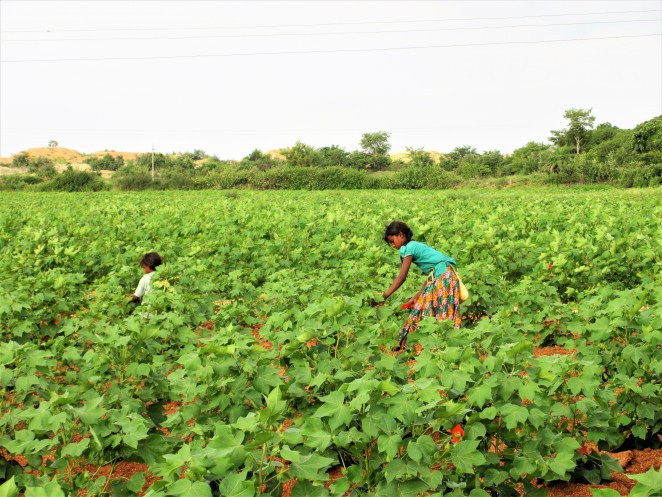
[134,272,155,299]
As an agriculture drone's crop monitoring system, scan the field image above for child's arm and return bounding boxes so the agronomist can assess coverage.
[382,255,413,301]
[129,276,147,304]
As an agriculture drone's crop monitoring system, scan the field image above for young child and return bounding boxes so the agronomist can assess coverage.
[129,251,163,305]
[379,221,461,350]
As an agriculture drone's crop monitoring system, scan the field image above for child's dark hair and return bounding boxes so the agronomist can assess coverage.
[383,221,413,244]
[140,252,163,270]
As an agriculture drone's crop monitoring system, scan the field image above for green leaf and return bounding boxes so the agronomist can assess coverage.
[301,417,332,451]
[590,490,622,497]
[379,380,400,396]
[218,471,255,497]
[25,481,66,497]
[468,383,492,408]
[166,479,213,497]
[61,437,90,458]
[291,480,330,497]
[479,406,497,420]
[628,466,662,497]
[378,433,403,460]
[314,391,352,430]
[450,440,486,474]
[288,453,334,481]
[0,477,18,497]
[500,404,529,429]
[548,451,576,478]
[260,386,287,425]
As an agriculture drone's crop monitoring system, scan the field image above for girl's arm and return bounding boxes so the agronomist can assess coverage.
[383,255,413,300]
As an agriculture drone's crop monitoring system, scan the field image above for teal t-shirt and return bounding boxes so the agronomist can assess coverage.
[399,241,456,276]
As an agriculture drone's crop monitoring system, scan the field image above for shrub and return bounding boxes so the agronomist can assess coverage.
[0,174,44,191]
[11,152,31,168]
[616,164,662,187]
[199,168,261,189]
[113,172,163,191]
[27,157,56,177]
[40,169,107,192]
[392,166,458,189]
[86,153,124,171]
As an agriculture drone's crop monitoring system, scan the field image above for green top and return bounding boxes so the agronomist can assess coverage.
[399,241,456,276]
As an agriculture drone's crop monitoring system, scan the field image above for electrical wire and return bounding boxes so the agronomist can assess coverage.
[2,18,660,43]
[2,8,660,34]
[1,33,659,63]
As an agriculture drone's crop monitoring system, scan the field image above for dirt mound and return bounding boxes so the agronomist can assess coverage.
[89,150,143,161]
[23,147,84,162]
[266,149,286,161]
[391,150,444,163]
[0,147,144,164]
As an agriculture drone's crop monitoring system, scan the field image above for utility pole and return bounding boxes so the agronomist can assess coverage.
[151,145,155,181]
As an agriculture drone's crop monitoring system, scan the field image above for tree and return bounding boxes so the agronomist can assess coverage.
[549,108,596,154]
[406,147,435,168]
[240,149,280,171]
[283,141,316,167]
[631,116,662,153]
[439,146,478,171]
[360,131,392,170]
[316,145,349,168]
[86,153,124,171]
[48,139,59,149]
[504,142,552,174]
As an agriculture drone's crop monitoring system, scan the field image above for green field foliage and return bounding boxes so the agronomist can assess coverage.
[0,188,661,496]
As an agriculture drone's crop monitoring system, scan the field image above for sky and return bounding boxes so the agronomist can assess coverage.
[1,1,661,160]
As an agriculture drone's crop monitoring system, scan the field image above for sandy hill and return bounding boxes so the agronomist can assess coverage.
[391,150,444,163]
[1,147,445,166]
[266,149,444,163]
[0,147,144,164]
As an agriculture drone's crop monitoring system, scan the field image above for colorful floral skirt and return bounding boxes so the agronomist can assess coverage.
[399,267,462,347]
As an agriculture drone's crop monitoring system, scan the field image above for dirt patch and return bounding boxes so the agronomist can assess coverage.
[545,448,662,497]
[0,165,27,175]
[534,346,577,358]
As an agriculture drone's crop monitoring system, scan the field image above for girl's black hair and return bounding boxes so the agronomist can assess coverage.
[140,251,163,270]
[383,221,413,244]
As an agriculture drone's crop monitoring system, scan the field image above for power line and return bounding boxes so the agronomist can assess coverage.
[1,33,659,64]
[3,18,660,43]
[2,9,660,34]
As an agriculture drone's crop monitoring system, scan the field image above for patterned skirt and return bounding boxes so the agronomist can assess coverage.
[399,266,462,347]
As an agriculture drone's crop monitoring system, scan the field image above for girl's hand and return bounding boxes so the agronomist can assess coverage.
[402,296,416,310]
[370,293,385,307]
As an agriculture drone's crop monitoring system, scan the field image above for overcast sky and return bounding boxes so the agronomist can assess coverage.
[1,0,660,160]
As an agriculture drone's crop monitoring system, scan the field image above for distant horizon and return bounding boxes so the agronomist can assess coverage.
[2,108,658,162]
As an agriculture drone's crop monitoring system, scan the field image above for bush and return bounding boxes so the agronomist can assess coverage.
[27,157,56,177]
[0,174,44,191]
[160,171,198,190]
[113,172,163,191]
[40,169,107,192]
[616,164,662,187]
[197,168,261,190]
[86,153,124,171]
[11,152,31,168]
[391,166,458,189]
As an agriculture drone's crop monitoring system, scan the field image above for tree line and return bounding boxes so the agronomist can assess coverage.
[2,110,660,191]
